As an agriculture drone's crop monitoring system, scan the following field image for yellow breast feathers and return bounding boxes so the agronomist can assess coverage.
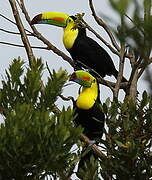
[63,23,78,49]
[76,81,98,110]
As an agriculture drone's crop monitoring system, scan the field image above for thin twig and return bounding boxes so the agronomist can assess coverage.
[0,13,32,34]
[9,0,34,67]
[0,13,17,26]
[0,28,32,36]
[82,20,119,56]
[89,0,120,51]
[0,41,48,49]
[59,95,75,102]
[125,14,145,35]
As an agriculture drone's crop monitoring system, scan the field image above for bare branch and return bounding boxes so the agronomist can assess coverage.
[114,44,126,97]
[82,20,119,56]
[8,0,34,66]
[16,0,22,8]
[0,28,32,36]
[138,62,149,79]
[129,69,138,101]
[0,13,32,34]
[59,95,75,102]
[0,28,20,35]
[89,0,120,51]
[0,41,48,50]
[125,14,145,35]
[0,13,17,26]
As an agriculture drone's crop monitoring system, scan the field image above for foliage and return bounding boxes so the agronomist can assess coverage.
[109,0,152,58]
[100,93,152,180]
[0,58,82,180]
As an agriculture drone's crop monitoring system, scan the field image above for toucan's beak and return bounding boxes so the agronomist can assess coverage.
[69,71,92,87]
[31,12,70,27]
[69,72,77,81]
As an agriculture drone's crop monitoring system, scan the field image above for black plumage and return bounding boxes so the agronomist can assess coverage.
[71,74,105,176]
[74,96,105,140]
[68,20,127,82]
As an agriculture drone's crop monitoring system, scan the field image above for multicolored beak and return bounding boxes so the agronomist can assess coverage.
[70,70,95,87]
[31,12,70,27]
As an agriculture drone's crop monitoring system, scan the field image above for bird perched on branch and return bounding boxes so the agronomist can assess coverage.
[31,12,127,82]
[69,70,105,177]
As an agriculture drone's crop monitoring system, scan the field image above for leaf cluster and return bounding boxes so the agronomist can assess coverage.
[100,93,152,179]
[0,58,82,180]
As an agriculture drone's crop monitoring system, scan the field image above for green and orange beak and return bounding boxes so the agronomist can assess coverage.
[70,70,95,87]
[31,12,71,27]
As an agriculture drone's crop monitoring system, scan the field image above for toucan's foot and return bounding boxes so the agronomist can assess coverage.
[88,140,96,146]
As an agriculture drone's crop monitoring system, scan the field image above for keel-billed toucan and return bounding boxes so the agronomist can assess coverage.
[70,70,105,140]
[31,12,127,81]
[70,70,105,175]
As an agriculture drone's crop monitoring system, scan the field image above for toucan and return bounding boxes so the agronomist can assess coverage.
[69,70,105,177]
[70,70,105,140]
[31,12,127,81]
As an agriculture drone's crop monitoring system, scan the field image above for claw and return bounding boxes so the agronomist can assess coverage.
[88,140,96,146]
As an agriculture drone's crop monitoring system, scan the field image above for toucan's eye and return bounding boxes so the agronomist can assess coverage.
[92,79,96,83]
[68,19,72,23]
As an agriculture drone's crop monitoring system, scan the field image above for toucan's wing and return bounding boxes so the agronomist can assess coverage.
[68,35,117,78]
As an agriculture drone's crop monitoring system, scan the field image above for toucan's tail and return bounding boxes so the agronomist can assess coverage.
[112,69,131,94]
[113,69,128,83]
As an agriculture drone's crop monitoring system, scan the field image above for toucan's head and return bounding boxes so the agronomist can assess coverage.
[31,12,75,28]
[70,70,96,87]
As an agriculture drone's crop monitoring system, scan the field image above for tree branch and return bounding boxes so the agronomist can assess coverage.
[129,69,138,101]
[89,0,120,51]
[0,41,48,50]
[0,13,32,34]
[114,44,126,97]
[0,28,32,36]
[82,20,119,56]
[9,0,34,67]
